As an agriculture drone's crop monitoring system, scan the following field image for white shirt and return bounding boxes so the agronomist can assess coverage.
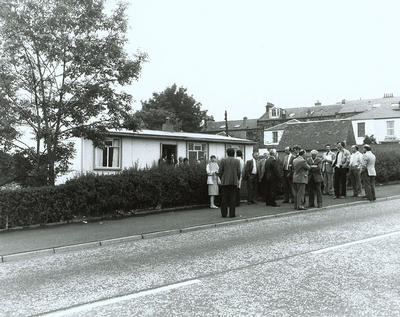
[350,151,363,168]
[251,158,257,174]
[336,151,343,167]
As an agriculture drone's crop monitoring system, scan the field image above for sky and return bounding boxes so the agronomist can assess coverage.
[117,0,400,121]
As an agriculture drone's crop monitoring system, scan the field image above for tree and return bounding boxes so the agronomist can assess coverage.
[136,84,213,132]
[0,0,146,185]
[363,135,377,145]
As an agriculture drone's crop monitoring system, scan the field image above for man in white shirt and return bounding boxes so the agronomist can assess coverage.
[332,141,351,198]
[361,144,377,201]
[322,144,335,195]
[348,145,363,197]
[282,146,294,203]
[243,152,259,204]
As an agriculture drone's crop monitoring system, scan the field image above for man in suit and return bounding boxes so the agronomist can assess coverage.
[332,141,351,198]
[322,144,335,195]
[307,149,323,208]
[257,152,268,200]
[243,152,259,204]
[219,148,241,217]
[263,149,281,207]
[361,144,376,201]
[293,149,310,210]
[349,145,363,197]
[282,146,294,203]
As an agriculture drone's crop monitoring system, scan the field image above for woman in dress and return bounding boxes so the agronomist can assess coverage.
[206,155,220,209]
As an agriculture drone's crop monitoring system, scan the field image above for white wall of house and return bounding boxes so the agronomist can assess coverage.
[352,118,400,144]
[56,136,253,184]
[209,143,226,160]
[263,130,284,146]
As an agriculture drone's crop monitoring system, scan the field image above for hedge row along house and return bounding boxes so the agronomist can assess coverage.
[203,94,400,151]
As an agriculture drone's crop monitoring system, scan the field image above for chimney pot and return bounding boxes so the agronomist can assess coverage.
[314,100,321,106]
[341,99,346,104]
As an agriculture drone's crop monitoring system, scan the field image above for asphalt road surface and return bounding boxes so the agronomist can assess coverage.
[1,199,400,316]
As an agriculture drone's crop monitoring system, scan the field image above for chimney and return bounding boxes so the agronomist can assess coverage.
[281,109,286,119]
[341,99,346,104]
[384,93,394,98]
[161,117,175,132]
[314,100,321,106]
[242,116,248,128]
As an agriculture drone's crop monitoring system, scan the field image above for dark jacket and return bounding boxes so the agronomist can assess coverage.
[243,158,258,180]
[306,156,323,183]
[264,157,281,182]
[219,157,241,186]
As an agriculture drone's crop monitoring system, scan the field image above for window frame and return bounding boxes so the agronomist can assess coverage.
[272,131,279,143]
[387,120,395,136]
[357,122,365,138]
[187,141,208,163]
[94,137,122,171]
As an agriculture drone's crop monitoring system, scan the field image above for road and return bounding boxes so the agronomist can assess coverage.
[1,199,400,316]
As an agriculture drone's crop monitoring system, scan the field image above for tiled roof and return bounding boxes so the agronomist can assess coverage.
[277,120,356,151]
[337,96,400,114]
[259,104,342,120]
[107,129,256,144]
[347,104,400,120]
[259,96,400,120]
[204,119,258,131]
[264,119,300,131]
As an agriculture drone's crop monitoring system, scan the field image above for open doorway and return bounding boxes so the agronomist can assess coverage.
[161,144,177,165]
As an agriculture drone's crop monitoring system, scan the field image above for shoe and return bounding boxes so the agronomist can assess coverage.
[308,205,315,208]
[298,206,307,210]
[333,196,339,199]
[210,205,218,209]
[317,204,322,208]
[339,196,345,199]
[282,200,289,203]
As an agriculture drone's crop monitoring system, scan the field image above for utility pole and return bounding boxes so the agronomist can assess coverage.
[224,110,228,136]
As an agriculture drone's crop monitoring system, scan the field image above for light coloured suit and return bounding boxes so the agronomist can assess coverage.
[361,151,376,201]
[293,156,310,209]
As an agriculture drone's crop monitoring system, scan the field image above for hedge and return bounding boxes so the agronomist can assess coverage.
[0,164,208,229]
[1,151,399,229]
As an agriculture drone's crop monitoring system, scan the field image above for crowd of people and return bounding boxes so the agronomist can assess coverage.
[206,142,377,218]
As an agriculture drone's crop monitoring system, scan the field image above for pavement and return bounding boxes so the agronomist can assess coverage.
[0,183,399,257]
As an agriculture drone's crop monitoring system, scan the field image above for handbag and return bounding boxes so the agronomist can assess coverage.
[207,175,214,185]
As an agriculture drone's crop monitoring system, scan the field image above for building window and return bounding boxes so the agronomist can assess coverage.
[387,120,395,136]
[188,142,207,163]
[357,122,365,137]
[95,138,120,168]
[272,131,278,143]
[271,108,280,118]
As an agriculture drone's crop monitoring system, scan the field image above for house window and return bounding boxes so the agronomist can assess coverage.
[271,108,280,118]
[95,138,120,168]
[188,142,207,163]
[272,131,278,143]
[387,120,395,136]
[357,122,365,137]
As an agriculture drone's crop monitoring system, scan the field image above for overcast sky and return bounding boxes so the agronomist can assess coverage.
[121,0,400,121]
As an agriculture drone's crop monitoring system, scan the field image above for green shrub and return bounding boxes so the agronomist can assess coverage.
[374,150,400,183]
[0,164,208,229]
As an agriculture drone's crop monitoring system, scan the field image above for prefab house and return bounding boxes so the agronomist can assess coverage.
[59,129,255,184]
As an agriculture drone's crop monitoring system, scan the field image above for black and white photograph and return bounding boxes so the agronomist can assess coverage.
[1,0,400,316]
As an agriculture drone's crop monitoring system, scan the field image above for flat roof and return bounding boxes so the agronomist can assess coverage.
[107,129,256,144]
